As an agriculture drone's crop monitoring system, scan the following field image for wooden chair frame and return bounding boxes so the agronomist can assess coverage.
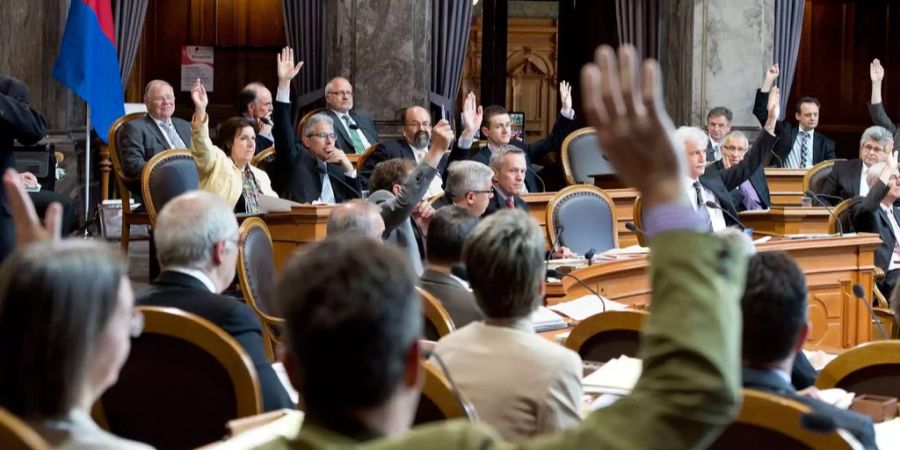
[0,407,49,450]
[417,287,455,339]
[802,159,841,195]
[106,112,150,252]
[828,197,854,235]
[816,340,900,390]
[564,310,648,355]
[140,149,193,225]
[559,126,598,186]
[545,184,619,251]
[296,107,325,139]
[251,146,275,167]
[632,195,646,247]
[237,217,283,362]
[420,360,475,421]
[354,143,379,171]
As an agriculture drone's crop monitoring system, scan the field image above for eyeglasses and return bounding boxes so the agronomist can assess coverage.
[327,90,353,97]
[722,145,747,153]
[470,190,494,198]
[306,132,337,140]
[863,143,886,154]
[404,121,431,128]
[130,310,144,338]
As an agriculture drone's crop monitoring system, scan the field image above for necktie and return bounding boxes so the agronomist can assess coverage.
[693,181,712,231]
[792,131,810,168]
[164,121,186,148]
[241,165,261,214]
[341,115,366,154]
[319,163,335,203]
[505,197,515,209]
[738,180,763,211]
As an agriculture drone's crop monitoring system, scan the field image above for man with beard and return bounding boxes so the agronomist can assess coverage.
[362,106,447,197]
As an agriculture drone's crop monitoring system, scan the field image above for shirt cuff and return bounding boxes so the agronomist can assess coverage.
[560,108,575,120]
[345,169,357,179]
[276,88,290,104]
[643,203,707,240]
[457,136,474,149]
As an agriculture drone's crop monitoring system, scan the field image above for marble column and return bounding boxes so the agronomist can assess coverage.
[325,0,430,124]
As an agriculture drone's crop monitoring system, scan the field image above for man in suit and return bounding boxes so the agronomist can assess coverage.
[710,131,770,212]
[420,205,483,329]
[0,75,47,261]
[483,145,528,216]
[118,80,192,192]
[322,76,378,154]
[442,160,494,216]
[705,106,732,161]
[136,191,293,412]
[680,88,779,231]
[820,125,893,205]
[237,82,275,153]
[753,64,835,168]
[850,157,900,297]
[362,105,447,197]
[741,251,876,449]
[449,83,575,193]
[256,45,744,449]
[272,48,362,203]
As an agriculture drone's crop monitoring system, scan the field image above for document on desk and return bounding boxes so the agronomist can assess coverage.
[549,295,629,321]
[259,195,303,213]
[582,355,642,395]
[595,245,650,261]
[876,418,900,450]
[531,306,568,332]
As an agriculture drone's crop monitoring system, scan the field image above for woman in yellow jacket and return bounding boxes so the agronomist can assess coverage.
[189,78,276,213]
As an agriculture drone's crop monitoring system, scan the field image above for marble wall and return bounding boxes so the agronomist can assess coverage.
[691,0,774,129]
[325,0,430,122]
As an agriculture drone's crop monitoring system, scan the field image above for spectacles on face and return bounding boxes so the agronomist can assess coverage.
[327,91,353,98]
[863,143,886,155]
[404,121,431,129]
[130,310,145,338]
[722,145,747,153]
[470,190,494,198]
[307,132,337,140]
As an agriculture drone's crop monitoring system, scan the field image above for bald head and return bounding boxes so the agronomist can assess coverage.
[327,199,385,238]
[239,82,273,120]
[401,106,432,149]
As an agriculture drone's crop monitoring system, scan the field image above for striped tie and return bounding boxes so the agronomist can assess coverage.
[341,115,366,154]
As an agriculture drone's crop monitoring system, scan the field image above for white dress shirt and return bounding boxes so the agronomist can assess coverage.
[683,176,726,232]
[880,203,900,270]
[860,163,870,197]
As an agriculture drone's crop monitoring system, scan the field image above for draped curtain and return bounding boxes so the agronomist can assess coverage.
[431,0,473,126]
[282,0,326,118]
[774,0,805,119]
[112,0,149,88]
[615,0,659,60]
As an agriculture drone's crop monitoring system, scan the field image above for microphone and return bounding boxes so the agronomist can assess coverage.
[526,166,547,193]
[259,117,273,126]
[769,149,786,168]
[429,352,479,421]
[814,192,844,204]
[315,165,363,199]
[805,190,843,236]
[625,222,648,243]
[545,225,565,276]
[705,201,747,230]
[584,248,597,266]
[546,269,607,313]
[852,283,888,340]
[348,123,360,131]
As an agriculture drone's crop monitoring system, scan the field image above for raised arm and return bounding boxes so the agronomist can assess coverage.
[869,58,899,135]
[189,79,216,175]
[722,88,779,190]
[272,47,305,167]
[752,64,780,126]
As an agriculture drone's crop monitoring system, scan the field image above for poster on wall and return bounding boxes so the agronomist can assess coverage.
[180,46,214,92]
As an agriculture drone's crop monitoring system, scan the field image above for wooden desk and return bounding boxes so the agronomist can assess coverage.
[739,206,832,235]
[765,167,806,207]
[545,234,881,349]
[263,204,333,268]
[607,188,640,247]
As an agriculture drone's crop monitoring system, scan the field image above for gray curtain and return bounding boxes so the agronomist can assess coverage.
[774,0,805,119]
[431,0,473,125]
[112,0,148,88]
[282,0,325,114]
[615,0,659,60]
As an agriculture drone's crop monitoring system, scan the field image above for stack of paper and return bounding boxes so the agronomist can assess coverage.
[802,349,839,371]
[582,355,642,395]
[549,295,630,321]
[816,388,855,409]
[531,306,568,332]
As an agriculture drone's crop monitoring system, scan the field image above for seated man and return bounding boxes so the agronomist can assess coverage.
[327,199,385,238]
[136,190,293,412]
[420,205,483,329]
[323,76,378,154]
[362,105,446,197]
[820,125,893,204]
[710,131,770,212]
[705,106,732,161]
[237,81,275,153]
[271,48,361,203]
[483,145,528,216]
[119,79,191,192]
[262,44,743,449]
[449,83,575,193]
[741,251,876,449]
[753,64,835,168]
[849,158,900,297]
[441,160,494,216]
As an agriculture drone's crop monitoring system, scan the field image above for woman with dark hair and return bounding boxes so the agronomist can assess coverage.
[189,79,277,213]
[0,240,152,449]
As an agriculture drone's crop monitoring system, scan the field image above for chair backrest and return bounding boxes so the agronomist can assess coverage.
[816,340,900,399]
[564,310,648,363]
[632,195,646,247]
[560,127,614,185]
[803,159,842,195]
[141,149,199,225]
[98,306,262,450]
[296,107,326,138]
[546,185,618,255]
[251,146,275,170]
[829,197,857,235]
[417,287,455,341]
[708,389,856,449]
[107,112,146,208]
[0,408,49,450]
[355,143,379,171]
[237,217,282,361]
[414,360,476,425]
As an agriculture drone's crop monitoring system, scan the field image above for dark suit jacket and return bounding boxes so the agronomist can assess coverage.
[272,100,362,203]
[711,159,770,212]
[849,179,897,271]
[868,101,900,145]
[742,366,876,449]
[136,271,294,412]
[118,114,191,191]
[821,158,864,205]
[447,113,574,192]
[419,269,483,329]
[361,138,449,185]
[706,140,720,162]
[323,109,378,154]
[482,186,529,217]
[256,134,273,154]
[699,131,778,226]
[753,90,835,167]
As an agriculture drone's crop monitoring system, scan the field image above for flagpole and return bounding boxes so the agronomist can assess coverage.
[85,105,91,222]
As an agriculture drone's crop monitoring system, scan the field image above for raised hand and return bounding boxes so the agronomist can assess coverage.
[580,45,683,207]
[765,86,780,130]
[871,58,885,83]
[761,63,779,92]
[461,92,483,135]
[560,80,573,112]
[427,119,454,161]
[277,47,304,90]
[3,169,61,246]
[191,79,207,110]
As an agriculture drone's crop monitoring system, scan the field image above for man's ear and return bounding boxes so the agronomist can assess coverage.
[405,340,424,389]
[795,111,802,122]
[212,239,227,266]
[793,321,810,353]
[480,125,490,138]
[465,192,476,205]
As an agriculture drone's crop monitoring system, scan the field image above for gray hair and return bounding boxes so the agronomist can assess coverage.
[302,113,334,137]
[155,191,239,270]
[489,145,525,170]
[860,125,894,148]
[867,162,887,184]
[722,130,749,148]
[463,209,545,319]
[327,199,383,238]
[445,161,494,201]
[674,126,710,149]
[324,76,351,95]
[143,79,173,100]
